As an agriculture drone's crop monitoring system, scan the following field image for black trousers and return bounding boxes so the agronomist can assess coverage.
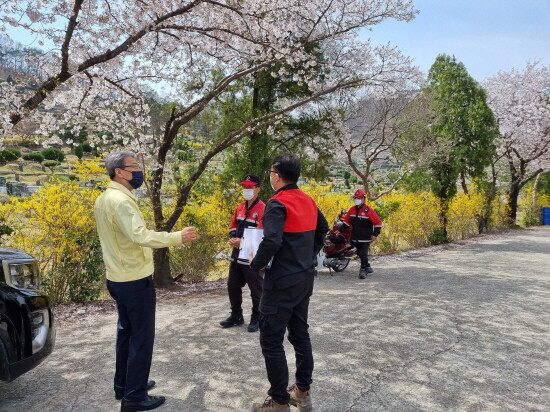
[352,241,371,270]
[259,276,315,405]
[227,261,264,318]
[106,275,156,402]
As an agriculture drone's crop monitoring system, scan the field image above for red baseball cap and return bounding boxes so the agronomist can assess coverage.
[239,174,261,186]
[353,189,366,198]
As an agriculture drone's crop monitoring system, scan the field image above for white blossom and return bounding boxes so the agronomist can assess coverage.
[1,0,419,153]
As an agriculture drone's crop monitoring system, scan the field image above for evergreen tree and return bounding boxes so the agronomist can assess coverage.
[221,47,331,198]
[424,55,498,239]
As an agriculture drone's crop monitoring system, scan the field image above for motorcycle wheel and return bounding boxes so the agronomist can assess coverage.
[331,258,350,272]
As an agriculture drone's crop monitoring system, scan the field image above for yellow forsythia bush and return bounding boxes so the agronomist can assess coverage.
[160,176,237,282]
[302,183,350,224]
[0,160,107,303]
[375,191,442,251]
[518,188,550,226]
[487,194,510,231]
[447,191,485,240]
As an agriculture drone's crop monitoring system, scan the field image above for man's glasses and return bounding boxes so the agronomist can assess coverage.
[120,163,142,170]
[267,169,279,175]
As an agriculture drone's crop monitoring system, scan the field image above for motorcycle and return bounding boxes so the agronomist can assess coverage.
[322,209,357,273]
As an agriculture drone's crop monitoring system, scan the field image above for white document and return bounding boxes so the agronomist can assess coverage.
[238,227,264,261]
[238,227,272,268]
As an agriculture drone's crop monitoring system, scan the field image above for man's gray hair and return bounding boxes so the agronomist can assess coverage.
[105,150,137,179]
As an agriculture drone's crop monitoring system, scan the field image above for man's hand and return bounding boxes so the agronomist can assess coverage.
[181,227,197,243]
[228,237,241,248]
[371,235,378,241]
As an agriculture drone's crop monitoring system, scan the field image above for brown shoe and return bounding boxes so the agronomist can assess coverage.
[251,397,290,412]
[288,384,313,412]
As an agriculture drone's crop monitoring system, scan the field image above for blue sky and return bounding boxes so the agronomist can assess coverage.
[364,0,550,81]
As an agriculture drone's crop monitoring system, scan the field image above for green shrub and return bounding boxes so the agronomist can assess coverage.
[43,160,61,174]
[374,200,401,221]
[23,152,45,162]
[42,147,65,161]
[428,229,448,245]
[176,150,196,162]
[4,148,21,159]
[0,217,13,245]
[41,235,104,303]
[0,149,18,162]
[82,142,93,153]
[373,237,394,255]
[521,210,539,227]
[74,145,84,159]
[170,234,221,283]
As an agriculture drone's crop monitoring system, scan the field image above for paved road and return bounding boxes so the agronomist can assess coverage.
[2,227,549,412]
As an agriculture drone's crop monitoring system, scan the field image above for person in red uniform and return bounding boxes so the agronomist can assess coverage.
[250,153,328,412]
[341,189,383,279]
[220,174,266,332]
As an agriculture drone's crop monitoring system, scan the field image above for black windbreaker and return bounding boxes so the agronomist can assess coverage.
[250,184,328,290]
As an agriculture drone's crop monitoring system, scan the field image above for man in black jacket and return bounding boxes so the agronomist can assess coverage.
[250,153,328,412]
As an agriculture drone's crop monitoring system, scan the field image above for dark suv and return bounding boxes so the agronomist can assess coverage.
[0,249,55,382]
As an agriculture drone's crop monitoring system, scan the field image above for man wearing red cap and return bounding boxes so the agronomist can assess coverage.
[341,189,383,279]
[220,174,266,332]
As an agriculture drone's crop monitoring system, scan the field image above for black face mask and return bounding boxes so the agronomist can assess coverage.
[126,170,144,189]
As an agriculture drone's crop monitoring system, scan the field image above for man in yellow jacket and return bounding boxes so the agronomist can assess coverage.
[94,150,196,412]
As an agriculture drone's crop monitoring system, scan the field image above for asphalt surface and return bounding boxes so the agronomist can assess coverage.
[1,226,549,412]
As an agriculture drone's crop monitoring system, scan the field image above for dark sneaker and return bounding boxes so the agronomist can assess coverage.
[120,395,165,411]
[219,313,244,328]
[366,267,374,274]
[288,384,313,412]
[247,315,259,332]
[359,269,367,279]
[251,397,290,412]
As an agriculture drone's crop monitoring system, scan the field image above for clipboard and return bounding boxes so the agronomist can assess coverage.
[238,227,272,268]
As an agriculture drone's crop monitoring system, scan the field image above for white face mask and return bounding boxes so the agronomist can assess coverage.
[242,188,255,201]
[354,198,364,206]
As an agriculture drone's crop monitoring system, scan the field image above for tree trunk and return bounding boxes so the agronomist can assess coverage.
[507,182,521,226]
[439,196,449,242]
[478,164,498,234]
[153,248,173,287]
[460,170,469,194]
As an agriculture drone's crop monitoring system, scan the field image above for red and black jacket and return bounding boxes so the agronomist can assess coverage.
[342,203,382,242]
[250,184,329,290]
[229,198,265,264]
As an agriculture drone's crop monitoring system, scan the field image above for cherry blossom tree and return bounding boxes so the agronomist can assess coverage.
[0,0,419,285]
[325,91,412,201]
[326,85,427,201]
[484,62,550,224]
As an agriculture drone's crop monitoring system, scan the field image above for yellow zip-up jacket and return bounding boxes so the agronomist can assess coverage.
[94,181,182,282]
